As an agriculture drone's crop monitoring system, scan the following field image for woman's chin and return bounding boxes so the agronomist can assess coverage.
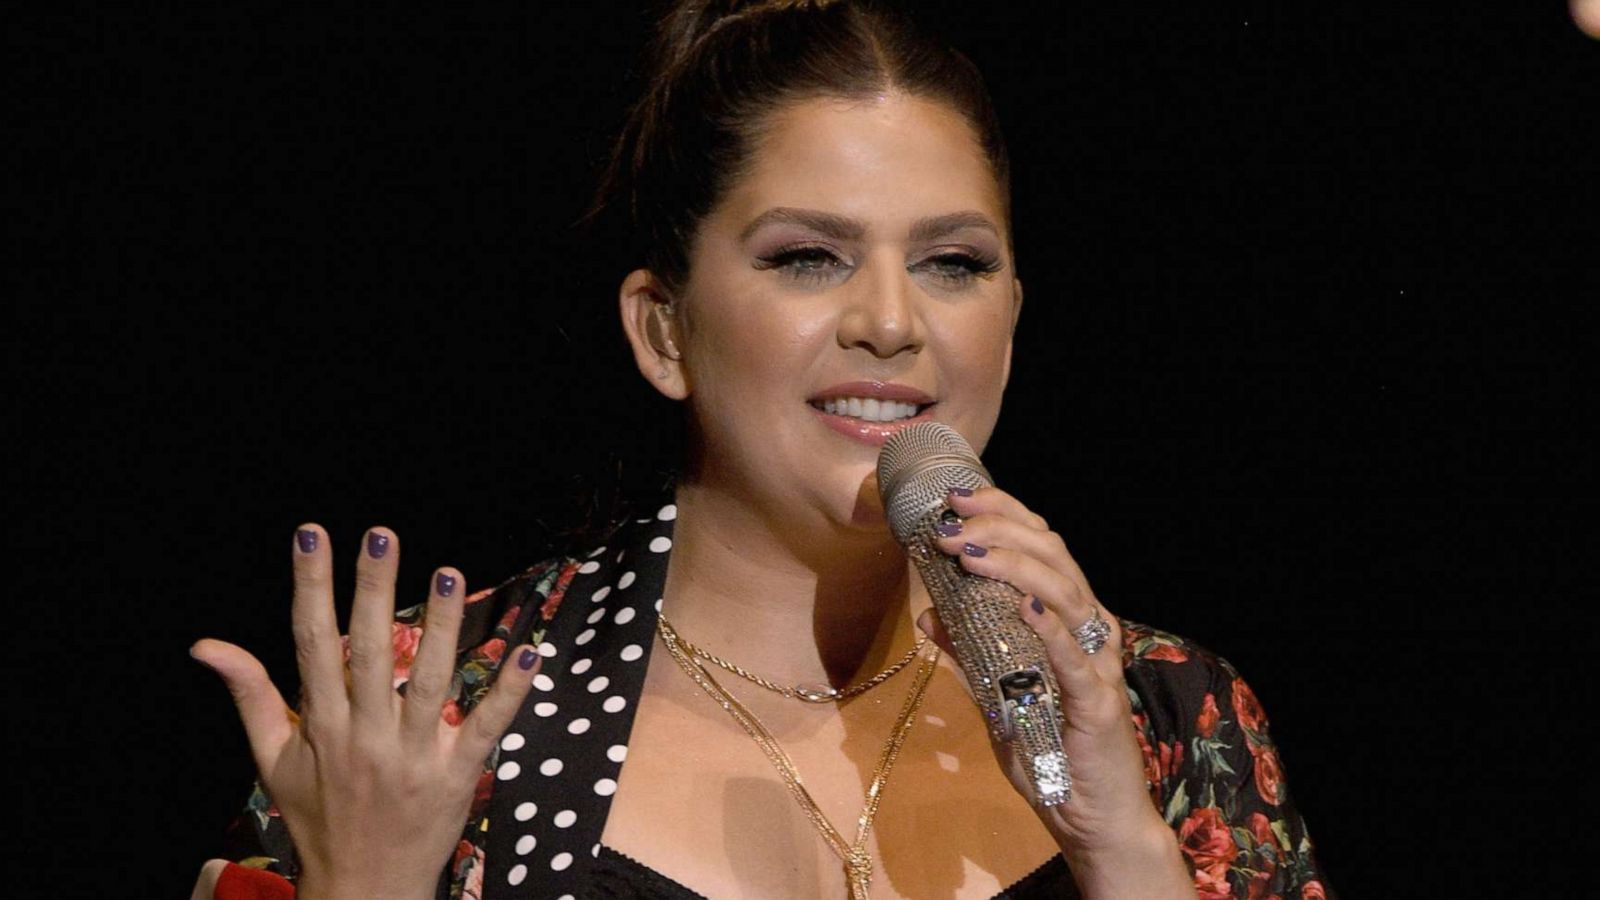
[848,470,890,529]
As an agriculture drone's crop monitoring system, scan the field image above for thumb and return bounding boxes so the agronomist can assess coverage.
[191,638,295,772]
[916,608,956,657]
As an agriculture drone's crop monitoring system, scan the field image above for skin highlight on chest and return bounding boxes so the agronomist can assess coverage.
[599,645,1063,899]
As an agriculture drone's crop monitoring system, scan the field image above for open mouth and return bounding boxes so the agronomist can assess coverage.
[806,396,931,423]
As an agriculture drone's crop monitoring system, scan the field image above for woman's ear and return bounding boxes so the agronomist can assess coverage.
[1001,276,1024,390]
[619,268,689,400]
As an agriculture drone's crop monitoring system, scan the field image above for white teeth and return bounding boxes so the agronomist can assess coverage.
[813,396,923,423]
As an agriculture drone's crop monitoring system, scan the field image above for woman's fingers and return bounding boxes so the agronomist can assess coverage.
[453,646,542,774]
[191,638,296,774]
[401,568,467,746]
[290,524,349,721]
[348,527,401,727]
[946,488,1095,590]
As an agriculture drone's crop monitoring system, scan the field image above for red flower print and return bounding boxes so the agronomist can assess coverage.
[1178,806,1238,898]
[469,767,494,819]
[1248,812,1279,854]
[479,637,506,666]
[1197,692,1221,738]
[1253,744,1286,806]
[1301,881,1327,900]
[1246,869,1276,900]
[541,562,579,621]
[1232,677,1269,737]
[1143,643,1191,663]
[441,699,464,726]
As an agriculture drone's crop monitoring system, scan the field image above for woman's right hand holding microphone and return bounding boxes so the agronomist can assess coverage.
[192,525,541,900]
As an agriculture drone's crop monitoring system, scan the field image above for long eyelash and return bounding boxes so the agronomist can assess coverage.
[753,244,847,282]
[920,252,1003,281]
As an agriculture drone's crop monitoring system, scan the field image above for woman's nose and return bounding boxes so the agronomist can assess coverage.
[836,254,923,358]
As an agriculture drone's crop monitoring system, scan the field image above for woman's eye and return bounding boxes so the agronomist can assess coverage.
[755,246,850,283]
[916,253,1001,284]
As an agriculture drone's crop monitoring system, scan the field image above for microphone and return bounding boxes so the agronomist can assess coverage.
[877,422,1072,806]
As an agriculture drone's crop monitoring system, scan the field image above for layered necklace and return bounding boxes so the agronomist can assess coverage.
[655,614,941,900]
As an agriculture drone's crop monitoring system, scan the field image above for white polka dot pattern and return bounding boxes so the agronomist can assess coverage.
[481,502,674,895]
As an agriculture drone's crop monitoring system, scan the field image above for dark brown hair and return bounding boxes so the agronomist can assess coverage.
[593,0,1012,295]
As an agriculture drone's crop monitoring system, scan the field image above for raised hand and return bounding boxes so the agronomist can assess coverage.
[917,488,1196,898]
[192,525,541,900]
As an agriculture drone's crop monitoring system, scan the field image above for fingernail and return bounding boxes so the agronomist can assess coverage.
[1030,596,1045,615]
[934,520,963,537]
[367,531,390,559]
[518,648,539,670]
[296,528,318,554]
[962,542,987,558]
[435,572,456,597]
[948,486,974,498]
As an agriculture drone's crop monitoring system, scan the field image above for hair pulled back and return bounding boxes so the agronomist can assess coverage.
[595,0,1011,296]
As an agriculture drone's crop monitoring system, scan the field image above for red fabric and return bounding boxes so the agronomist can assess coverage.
[214,863,295,900]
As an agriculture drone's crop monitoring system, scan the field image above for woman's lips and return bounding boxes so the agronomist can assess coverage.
[807,402,938,447]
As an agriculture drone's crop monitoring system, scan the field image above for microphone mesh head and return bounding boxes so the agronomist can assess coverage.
[877,422,993,544]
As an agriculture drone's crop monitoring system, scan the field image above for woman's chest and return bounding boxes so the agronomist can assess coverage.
[597,658,1064,899]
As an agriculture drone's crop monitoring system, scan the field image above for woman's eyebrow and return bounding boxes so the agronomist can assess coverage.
[738,207,999,243]
[740,207,866,241]
[908,210,999,242]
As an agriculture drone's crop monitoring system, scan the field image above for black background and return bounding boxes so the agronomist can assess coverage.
[13,1,1596,896]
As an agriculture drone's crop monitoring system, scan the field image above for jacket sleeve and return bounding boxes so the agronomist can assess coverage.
[1122,622,1335,900]
[211,556,579,899]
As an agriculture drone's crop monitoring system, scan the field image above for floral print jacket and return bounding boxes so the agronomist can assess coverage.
[220,503,1332,899]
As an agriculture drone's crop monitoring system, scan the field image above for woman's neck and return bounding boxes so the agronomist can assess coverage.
[658,477,929,694]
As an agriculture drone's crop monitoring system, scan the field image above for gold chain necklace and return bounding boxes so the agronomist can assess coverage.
[664,621,929,703]
[656,615,941,900]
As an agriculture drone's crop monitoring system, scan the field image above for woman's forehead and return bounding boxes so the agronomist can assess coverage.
[713,93,1008,238]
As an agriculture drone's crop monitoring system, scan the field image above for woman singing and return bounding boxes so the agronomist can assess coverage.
[193,2,1330,897]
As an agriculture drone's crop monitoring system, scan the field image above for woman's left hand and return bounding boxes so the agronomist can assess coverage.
[917,486,1195,897]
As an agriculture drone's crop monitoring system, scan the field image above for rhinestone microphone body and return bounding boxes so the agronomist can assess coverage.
[877,422,1072,806]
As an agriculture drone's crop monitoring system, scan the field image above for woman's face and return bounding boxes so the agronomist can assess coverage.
[629,92,1022,532]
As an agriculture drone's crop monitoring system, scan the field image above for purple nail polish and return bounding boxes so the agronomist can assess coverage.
[435,572,456,597]
[518,648,539,670]
[962,542,987,558]
[367,531,390,559]
[296,528,317,554]
[948,486,974,498]
[934,520,963,538]
[1030,596,1045,615]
